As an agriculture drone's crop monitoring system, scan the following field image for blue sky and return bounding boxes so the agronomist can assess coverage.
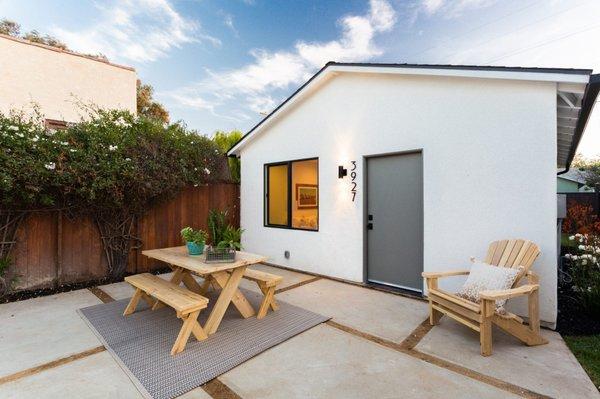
[1,0,599,157]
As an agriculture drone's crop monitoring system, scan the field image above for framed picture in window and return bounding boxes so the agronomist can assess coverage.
[296,184,318,209]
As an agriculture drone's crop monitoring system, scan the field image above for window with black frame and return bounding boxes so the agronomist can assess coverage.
[264,158,318,231]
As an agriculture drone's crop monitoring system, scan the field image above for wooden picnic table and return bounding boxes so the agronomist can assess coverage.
[142,246,268,335]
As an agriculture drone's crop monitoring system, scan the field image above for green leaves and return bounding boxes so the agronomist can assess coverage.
[217,226,243,250]
[0,108,227,214]
[213,130,242,183]
[181,226,208,245]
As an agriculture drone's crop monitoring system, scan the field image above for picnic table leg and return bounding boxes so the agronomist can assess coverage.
[198,276,212,295]
[204,267,250,335]
[210,270,255,319]
[123,288,143,316]
[181,271,203,294]
[171,310,204,355]
[257,285,276,319]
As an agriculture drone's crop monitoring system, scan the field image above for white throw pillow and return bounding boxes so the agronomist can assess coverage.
[457,262,522,312]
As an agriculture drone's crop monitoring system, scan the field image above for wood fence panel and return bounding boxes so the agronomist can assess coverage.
[60,214,107,284]
[134,184,235,272]
[9,183,239,291]
[12,213,57,290]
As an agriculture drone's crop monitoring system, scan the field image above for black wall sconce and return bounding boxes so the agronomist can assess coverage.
[338,165,348,179]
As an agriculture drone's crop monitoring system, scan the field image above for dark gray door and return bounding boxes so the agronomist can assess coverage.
[367,152,423,292]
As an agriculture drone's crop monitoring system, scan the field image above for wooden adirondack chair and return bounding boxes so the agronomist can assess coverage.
[422,239,548,356]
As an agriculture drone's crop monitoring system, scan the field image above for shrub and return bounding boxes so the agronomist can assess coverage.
[0,109,62,209]
[1,107,229,279]
[213,130,241,183]
[562,203,600,236]
[565,234,600,316]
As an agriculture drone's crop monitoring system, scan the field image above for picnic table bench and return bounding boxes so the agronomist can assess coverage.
[124,273,209,355]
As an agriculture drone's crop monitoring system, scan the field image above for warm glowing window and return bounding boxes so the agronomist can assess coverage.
[265,158,318,231]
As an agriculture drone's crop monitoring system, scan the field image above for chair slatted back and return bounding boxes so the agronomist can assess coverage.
[483,239,540,285]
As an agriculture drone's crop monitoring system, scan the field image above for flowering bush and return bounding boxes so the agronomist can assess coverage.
[0,107,228,279]
[0,109,62,209]
[1,108,226,212]
[565,234,600,316]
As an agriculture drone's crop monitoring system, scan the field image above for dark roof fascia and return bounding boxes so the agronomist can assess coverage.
[560,73,600,173]
[226,63,330,157]
[326,62,592,76]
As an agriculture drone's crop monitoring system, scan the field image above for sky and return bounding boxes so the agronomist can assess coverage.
[1,0,599,158]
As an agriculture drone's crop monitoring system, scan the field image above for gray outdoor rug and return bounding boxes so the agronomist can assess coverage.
[78,288,329,399]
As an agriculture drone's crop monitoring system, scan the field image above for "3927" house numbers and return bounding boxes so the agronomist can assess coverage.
[350,161,357,202]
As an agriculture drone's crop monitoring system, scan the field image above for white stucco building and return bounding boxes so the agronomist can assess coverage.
[0,34,137,124]
[229,63,600,326]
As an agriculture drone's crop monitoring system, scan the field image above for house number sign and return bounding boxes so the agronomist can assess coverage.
[350,161,357,202]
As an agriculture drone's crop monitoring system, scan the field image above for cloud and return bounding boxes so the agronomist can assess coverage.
[222,12,239,37]
[51,0,218,63]
[165,0,396,117]
[420,0,496,18]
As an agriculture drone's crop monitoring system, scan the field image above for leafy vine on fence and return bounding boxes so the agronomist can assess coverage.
[0,107,229,289]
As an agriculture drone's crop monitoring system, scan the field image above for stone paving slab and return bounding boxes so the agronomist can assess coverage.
[416,317,600,399]
[277,278,429,343]
[99,280,136,301]
[220,323,520,399]
[0,351,143,398]
[0,289,102,378]
[1,278,597,399]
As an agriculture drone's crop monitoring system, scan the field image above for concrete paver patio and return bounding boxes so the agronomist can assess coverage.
[1,266,597,399]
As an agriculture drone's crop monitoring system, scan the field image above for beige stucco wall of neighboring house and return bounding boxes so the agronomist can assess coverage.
[0,35,137,122]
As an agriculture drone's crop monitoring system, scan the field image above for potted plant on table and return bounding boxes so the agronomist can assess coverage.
[181,227,208,256]
[205,226,244,263]
[217,226,244,251]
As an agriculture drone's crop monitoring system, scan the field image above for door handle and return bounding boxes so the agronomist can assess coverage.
[367,222,373,230]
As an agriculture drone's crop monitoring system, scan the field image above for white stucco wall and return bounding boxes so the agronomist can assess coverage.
[0,35,136,122]
[239,72,558,324]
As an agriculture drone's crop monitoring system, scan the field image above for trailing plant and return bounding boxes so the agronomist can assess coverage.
[217,226,243,250]
[181,227,208,245]
[564,233,600,316]
[208,209,229,245]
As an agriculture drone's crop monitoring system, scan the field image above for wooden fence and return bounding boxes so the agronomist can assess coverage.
[11,183,240,291]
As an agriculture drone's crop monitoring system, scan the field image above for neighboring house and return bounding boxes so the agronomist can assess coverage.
[228,62,600,327]
[0,34,136,124]
[557,169,593,192]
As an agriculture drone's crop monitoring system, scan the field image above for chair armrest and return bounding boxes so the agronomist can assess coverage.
[479,284,539,301]
[422,270,470,278]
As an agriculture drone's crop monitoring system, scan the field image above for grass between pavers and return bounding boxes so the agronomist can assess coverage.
[564,335,600,391]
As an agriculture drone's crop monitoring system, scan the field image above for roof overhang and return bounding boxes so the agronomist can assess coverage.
[227,63,597,169]
[557,74,600,170]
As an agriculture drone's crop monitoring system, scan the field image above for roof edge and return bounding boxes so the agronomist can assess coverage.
[562,74,600,170]
[0,33,136,72]
[326,62,593,75]
[227,62,594,156]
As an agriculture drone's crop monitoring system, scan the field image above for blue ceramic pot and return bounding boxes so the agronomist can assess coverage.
[186,241,205,255]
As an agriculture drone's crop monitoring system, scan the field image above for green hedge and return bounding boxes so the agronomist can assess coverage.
[0,108,227,214]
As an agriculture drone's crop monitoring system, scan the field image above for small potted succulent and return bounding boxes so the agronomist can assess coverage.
[181,226,208,256]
